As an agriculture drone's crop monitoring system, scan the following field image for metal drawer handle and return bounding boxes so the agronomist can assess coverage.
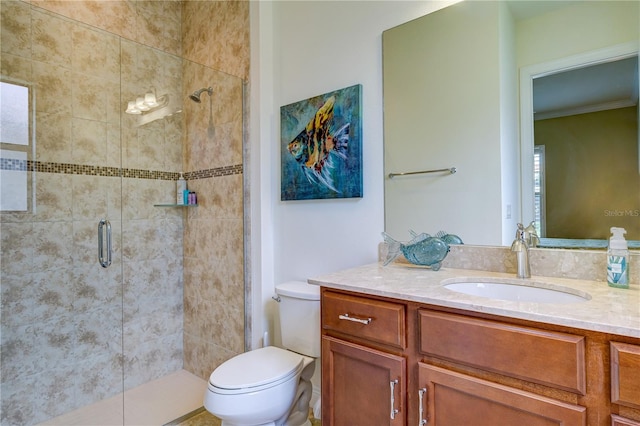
[419,387,428,425]
[338,313,372,325]
[390,379,399,420]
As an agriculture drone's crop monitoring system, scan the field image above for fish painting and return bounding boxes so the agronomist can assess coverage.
[382,230,460,270]
[286,96,350,193]
[280,84,362,201]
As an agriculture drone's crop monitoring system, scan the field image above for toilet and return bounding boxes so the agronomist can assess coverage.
[204,281,320,426]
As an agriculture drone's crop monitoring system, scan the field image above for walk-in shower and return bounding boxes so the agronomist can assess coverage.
[1,3,246,425]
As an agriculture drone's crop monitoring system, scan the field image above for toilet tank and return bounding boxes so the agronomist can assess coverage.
[276,281,321,357]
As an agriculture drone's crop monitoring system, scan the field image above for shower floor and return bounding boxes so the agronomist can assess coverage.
[37,370,208,426]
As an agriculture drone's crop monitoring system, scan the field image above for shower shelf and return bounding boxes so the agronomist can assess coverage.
[153,204,198,207]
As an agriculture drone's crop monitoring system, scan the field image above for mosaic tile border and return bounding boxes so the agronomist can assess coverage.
[0,159,242,181]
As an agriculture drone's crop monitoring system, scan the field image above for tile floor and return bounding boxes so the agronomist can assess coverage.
[176,409,321,426]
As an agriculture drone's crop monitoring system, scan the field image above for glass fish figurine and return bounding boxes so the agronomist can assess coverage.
[382,231,452,270]
[435,230,464,245]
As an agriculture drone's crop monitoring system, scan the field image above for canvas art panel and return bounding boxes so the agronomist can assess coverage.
[281,84,363,201]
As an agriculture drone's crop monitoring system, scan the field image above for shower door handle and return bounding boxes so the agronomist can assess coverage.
[98,219,112,268]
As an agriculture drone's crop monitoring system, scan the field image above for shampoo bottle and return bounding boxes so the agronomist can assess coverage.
[607,227,629,288]
[176,174,187,205]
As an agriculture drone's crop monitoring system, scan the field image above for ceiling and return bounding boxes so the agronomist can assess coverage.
[533,55,639,120]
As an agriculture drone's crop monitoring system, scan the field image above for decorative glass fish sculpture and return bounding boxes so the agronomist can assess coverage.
[382,231,462,270]
[435,230,464,246]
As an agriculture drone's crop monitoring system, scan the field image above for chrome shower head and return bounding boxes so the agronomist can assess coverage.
[189,87,213,103]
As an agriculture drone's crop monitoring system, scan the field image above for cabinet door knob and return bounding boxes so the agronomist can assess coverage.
[390,379,399,419]
[419,387,428,425]
[338,313,372,325]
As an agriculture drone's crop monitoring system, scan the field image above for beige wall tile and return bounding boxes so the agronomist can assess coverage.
[183,332,240,380]
[73,351,124,406]
[35,111,72,163]
[72,175,110,221]
[72,220,103,266]
[1,268,72,328]
[182,1,248,81]
[1,0,32,59]
[31,0,136,42]
[71,117,107,165]
[71,25,120,82]
[72,263,123,314]
[31,9,72,67]
[72,73,110,122]
[106,122,122,168]
[1,52,33,83]
[34,172,73,221]
[31,221,74,271]
[135,0,182,56]
[33,60,72,116]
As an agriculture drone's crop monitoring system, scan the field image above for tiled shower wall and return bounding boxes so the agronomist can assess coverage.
[0,0,249,424]
[181,0,249,379]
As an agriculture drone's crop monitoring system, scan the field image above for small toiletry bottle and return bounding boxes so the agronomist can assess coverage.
[607,227,629,288]
[176,174,187,205]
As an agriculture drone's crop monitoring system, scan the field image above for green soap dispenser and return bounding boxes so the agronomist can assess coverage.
[607,227,629,288]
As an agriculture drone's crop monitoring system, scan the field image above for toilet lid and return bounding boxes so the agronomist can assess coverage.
[209,346,303,391]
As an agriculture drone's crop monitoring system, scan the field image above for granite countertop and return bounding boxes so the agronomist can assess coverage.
[308,262,640,339]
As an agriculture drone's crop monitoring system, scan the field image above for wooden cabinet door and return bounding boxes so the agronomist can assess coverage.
[322,336,406,426]
[611,342,640,410]
[418,363,586,426]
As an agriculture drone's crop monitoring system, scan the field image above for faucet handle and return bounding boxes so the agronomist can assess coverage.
[512,223,529,252]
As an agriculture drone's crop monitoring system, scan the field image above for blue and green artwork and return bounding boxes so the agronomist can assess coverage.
[280,84,362,201]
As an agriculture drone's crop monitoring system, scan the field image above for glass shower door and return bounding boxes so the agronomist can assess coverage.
[0,5,126,424]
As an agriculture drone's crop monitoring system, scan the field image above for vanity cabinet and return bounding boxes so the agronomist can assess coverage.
[321,288,640,426]
[321,291,408,425]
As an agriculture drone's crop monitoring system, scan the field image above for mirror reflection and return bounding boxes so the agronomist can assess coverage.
[531,57,639,245]
[383,0,639,248]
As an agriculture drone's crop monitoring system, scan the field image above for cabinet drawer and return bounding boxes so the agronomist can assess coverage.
[418,362,586,426]
[419,309,586,394]
[612,414,640,426]
[322,291,406,349]
[611,342,640,409]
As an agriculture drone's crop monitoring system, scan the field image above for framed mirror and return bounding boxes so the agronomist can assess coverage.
[383,0,639,248]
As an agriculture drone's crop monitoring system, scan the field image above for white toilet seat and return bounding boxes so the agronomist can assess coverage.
[208,346,304,395]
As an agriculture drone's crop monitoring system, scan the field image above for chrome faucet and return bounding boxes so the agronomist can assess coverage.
[523,221,540,248]
[511,223,531,278]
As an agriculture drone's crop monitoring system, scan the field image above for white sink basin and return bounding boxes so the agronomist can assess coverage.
[443,280,590,304]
